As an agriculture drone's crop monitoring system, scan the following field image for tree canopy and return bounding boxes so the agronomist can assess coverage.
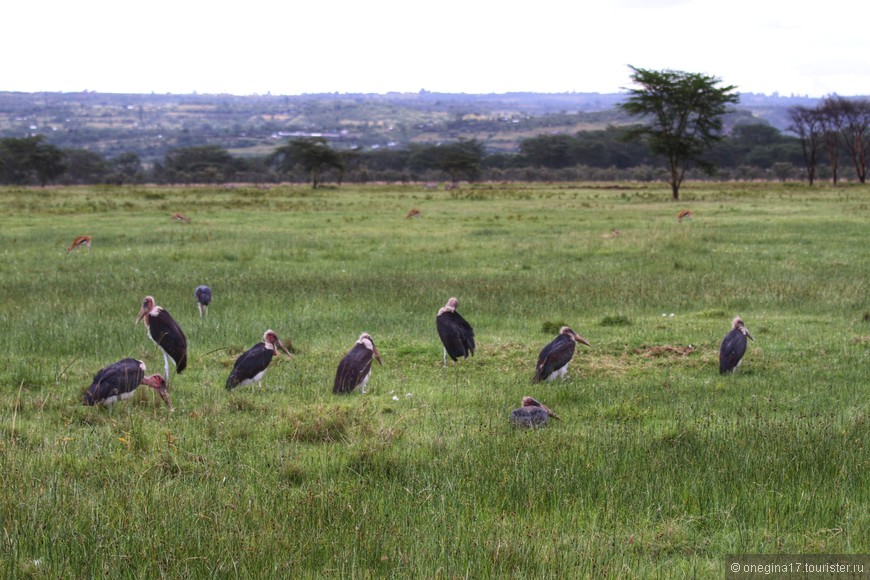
[619,66,739,200]
[271,137,345,188]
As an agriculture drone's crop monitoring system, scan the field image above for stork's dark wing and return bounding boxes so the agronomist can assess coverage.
[226,342,273,389]
[719,329,747,374]
[150,309,188,373]
[84,358,143,405]
[510,407,549,427]
[195,286,212,305]
[436,311,476,361]
[333,343,373,394]
[534,334,576,382]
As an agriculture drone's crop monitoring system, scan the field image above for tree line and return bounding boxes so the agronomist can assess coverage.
[2,74,867,195]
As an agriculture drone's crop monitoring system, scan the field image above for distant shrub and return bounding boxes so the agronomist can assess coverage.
[541,321,567,334]
[600,315,632,327]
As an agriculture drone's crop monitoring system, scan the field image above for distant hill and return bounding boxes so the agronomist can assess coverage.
[0,90,823,163]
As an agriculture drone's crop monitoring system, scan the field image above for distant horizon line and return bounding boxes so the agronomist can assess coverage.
[0,88,845,100]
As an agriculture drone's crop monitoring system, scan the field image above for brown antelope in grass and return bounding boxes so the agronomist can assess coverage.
[67,235,92,254]
[172,212,192,223]
[405,208,421,219]
[677,209,694,223]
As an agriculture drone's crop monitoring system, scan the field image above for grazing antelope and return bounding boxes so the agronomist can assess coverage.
[67,235,92,254]
[677,209,694,223]
[405,208,422,219]
[172,213,192,223]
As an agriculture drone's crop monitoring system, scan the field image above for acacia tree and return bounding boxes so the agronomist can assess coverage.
[817,99,842,185]
[787,105,823,186]
[0,135,65,186]
[271,137,344,188]
[830,96,870,183]
[619,66,739,200]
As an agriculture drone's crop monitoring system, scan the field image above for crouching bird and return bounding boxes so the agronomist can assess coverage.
[226,329,293,390]
[534,326,590,382]
[510,397,560,428]
[136,295,188,388]
[719,317,753,374]
[83,358,172,410]
[333,333,382,394]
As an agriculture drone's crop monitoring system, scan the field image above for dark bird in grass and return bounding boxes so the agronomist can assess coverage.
[136,295,188,387]
[226,329,293,390]
[333,333,382,394]
[510,397,561,428]
[533,326,591,383]
[436,297,475,366]
[719,317,753,374]
[83,358,172,411]
[195,285,212,318]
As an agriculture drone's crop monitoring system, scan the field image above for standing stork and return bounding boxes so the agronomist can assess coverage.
[533,326,590,383]
[436,297,475,366]
[194,285,212,318]
[83,358,173,410]
[67,235,92,254]
[719,317,754,374]
[226,329,293,390]
[333,333,382,394]
[510,396,561,428]
[135,295,188,387]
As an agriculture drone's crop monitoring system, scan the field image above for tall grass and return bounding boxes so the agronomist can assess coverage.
[0,182,867,576]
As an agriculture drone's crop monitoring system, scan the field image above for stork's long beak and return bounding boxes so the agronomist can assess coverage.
[373,345,383,366]
[146,375,173,411]
[574,334,591,347]
[277,338,293,357]
[158,386,174,412]
[135,305,148,325]
[543,405,562,421]
[745,330,754,341]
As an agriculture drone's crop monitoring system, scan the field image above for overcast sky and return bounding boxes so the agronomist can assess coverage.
[3,0,867,97]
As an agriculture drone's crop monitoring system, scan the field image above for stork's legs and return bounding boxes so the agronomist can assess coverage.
[162,351,171,388]
[442,348,448,367]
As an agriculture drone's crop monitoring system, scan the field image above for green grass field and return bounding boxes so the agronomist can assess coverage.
[0,182,868,577]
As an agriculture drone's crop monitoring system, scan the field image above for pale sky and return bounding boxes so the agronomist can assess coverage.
[2,0,867,98]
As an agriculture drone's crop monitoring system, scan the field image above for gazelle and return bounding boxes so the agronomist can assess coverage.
[67,235,92,254]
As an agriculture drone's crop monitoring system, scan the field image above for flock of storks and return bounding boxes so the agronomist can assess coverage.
[83,285,754,427]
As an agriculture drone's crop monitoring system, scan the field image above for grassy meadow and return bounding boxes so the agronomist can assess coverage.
[0,181,868,577]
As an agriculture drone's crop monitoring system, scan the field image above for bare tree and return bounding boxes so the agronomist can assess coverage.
[787,106,823,186]
[818,99,843,185]
[830,96,870,183]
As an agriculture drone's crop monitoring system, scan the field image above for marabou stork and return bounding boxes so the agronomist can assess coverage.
[510,397,561,428]
[195,285,212,318]
[135,295,188,387]
[436,297,475,366]
[533,326,590,383]
[226,329,293,390]
[333,333,382,394]
[67,235,92,254]
[83,358,173,410]
[719,317,753,374]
